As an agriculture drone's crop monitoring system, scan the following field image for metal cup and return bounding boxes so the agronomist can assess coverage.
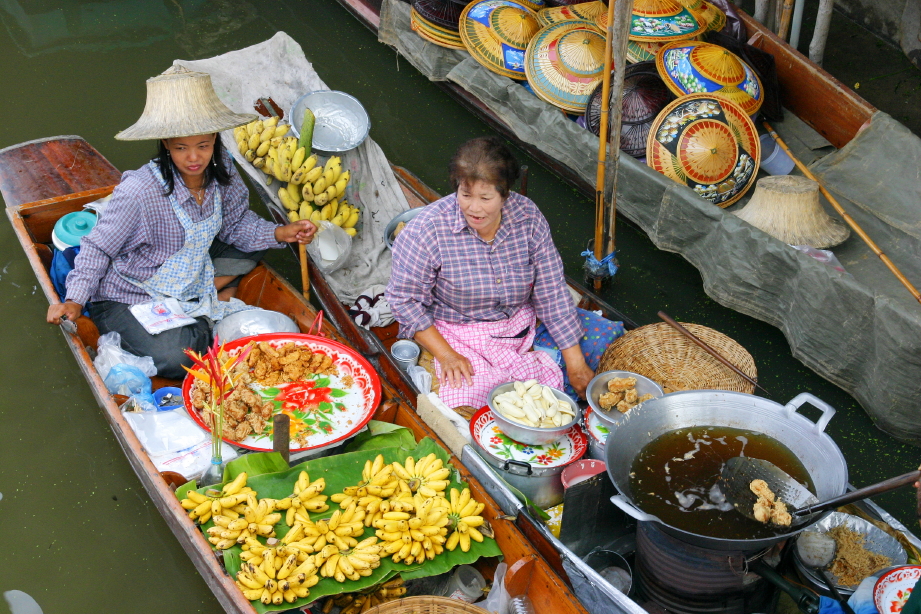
[391,340,420,371]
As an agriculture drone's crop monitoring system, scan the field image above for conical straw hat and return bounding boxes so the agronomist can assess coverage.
[460,0,541,80]
[115,65,257,141]
[525,21,606,112]
[733,175,851,248]
[595,0,705,42]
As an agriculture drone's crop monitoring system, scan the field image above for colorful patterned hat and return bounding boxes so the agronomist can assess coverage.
[460,0,541,79]
[595,0,705,42]
[646,93,760,207]
[674,0,726,32]
[536,0,604,26]
[413,0,465,30]
[655,40,763,116]
[525,21,606,112]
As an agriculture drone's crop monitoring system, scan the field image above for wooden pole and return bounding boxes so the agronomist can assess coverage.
[777,0,795,40]
[754,0,770,24]
[298,243,310,301]
[593,0,618,291]
[603,0,634,260]
[763,122,921,305]
[273,413,291,466]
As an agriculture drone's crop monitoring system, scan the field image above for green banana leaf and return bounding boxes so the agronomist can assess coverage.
[344,420,416,453]
[223,452,290,483]
[182,436,501,613]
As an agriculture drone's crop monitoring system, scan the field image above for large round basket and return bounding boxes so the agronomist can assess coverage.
[365,596,491,614]
[598,322,757,394]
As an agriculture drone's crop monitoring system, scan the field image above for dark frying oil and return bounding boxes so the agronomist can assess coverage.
[630,427,814,540]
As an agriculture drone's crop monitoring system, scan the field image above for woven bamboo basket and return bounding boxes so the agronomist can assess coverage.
[365,595,492,614]
[599,322,757,394]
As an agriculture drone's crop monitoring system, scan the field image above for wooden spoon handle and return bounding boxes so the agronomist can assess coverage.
[794,470,921,517]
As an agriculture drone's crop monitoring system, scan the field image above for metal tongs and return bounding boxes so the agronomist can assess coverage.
[719,456,921,527]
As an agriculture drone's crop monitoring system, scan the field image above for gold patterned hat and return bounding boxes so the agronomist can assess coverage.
[525,21,606,112]
[460,0,541,79]
[412,8,466,48]
[116,65,256,141]
[646,93,760,207]
[656,40,763,116]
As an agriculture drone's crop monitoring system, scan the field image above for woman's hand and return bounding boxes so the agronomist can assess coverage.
[561,345,593,399]
[47,301,82,325]
[275,220,317,244]
[437,348,476,389]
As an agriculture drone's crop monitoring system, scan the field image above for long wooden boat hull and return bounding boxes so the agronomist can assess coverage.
[0,136,589,614]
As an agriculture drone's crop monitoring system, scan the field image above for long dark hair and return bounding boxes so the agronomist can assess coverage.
[153,135,232,196]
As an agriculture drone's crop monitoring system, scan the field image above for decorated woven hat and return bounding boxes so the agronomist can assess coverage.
[516,0,546,9]
[646,94,760,207]
[586,62,675,157]
[412,9,467,48]
[536,0,604,25]
[698,1,727,31]
[116,65,257,141]
[595,0,705,42]
[525,21,606,112]
[460,0,541,79]
[656,40,763,116]
[413,0,464,30]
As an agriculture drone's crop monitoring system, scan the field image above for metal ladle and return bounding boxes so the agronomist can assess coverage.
[796,531,856,614]
[719,457,921,527]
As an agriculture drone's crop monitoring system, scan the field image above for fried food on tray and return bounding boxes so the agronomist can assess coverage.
[599,391,623,410]
[750,479,792,526]
[607,376,637,392]
[191,340,340,442]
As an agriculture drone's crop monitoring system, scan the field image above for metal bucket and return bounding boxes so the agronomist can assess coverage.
[605,391,848,552]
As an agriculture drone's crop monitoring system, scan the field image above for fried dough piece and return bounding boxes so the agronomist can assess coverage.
[247,346,262,366]
[258,341,278,359]
[245,413,267,435]
[638,393,655,403]
[750,479,791,526]
[624,388,638,404]
[259,401,274,419]
[232,421,253,441]
[599,391,623,410]
[607,377,637,392]
[283,363,303,382]
[750,479,775,502]
[279,350,301,365]
[616,400,635,414]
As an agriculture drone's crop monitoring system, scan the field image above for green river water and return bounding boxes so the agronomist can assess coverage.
[0,1,918,612]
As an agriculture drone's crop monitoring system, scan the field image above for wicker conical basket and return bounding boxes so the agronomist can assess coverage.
[599,322,756,394]
[365,596,492,614]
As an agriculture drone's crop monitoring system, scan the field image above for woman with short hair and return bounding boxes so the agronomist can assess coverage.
[386,136,623,412]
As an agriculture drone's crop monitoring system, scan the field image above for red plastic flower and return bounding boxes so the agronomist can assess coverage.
[276,379,332,410]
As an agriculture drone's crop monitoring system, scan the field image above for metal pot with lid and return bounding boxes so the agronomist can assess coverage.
[605,391,848,552]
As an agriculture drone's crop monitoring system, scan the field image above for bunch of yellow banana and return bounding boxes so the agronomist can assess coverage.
[392,453,452,498]
[234,117,291,170]
[330,454,405,528]
[274,471,329,525]
[315,536,383,582]
[178,471,253,525]
[444,488,488,554]
[235,545,319,604]
[284,156,359,236]
[321,577,406,614]
[374,493,450,565]
[206,496,283,549]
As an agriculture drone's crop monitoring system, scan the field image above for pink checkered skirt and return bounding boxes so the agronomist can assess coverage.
[434,304,563,409]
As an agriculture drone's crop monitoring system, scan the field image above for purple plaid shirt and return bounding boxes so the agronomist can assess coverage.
[386,192,583,350]
[66,151,281,306]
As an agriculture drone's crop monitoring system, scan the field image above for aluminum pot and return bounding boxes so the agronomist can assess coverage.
[605,391,848,552]
[469,406,588,509]
[586,370,664,432]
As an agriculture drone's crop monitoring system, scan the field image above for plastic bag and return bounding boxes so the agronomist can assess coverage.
[790,244,846,272]
[121,407,208,456]
[94,331,156,380]
[479,562,509,613]
[104,364,156,408]
[408,365,432,394]
[307,221,352,273]
[151,439,239,481]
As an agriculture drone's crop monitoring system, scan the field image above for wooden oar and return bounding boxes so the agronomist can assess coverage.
[763,122,921,305]
[299,242,310,300]
[593,0,618,291]
[658,311,769,395]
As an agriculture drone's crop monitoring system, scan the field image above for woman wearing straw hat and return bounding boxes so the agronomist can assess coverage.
[46,66,316,379]
[386,137,624,414]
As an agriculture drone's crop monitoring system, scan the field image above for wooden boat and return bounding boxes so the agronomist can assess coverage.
[0,135,590,614]
[327,1,921,446]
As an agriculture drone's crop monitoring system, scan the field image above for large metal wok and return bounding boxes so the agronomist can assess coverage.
[605,391,848,552]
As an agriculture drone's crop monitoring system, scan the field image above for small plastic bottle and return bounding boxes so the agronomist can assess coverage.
[508,595,536,614]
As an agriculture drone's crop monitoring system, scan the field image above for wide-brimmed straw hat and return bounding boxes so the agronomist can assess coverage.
[733,175,850,248]
[115,65,257,141]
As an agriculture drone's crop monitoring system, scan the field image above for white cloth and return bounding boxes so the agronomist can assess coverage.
[178,32,411,303]
[349,284,394,329]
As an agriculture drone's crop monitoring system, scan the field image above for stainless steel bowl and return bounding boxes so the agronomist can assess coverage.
[487,382,581,446]
[384,207,424,249]
[289,90,370,153]
[586,370,665,431]
[213,308,299,343]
